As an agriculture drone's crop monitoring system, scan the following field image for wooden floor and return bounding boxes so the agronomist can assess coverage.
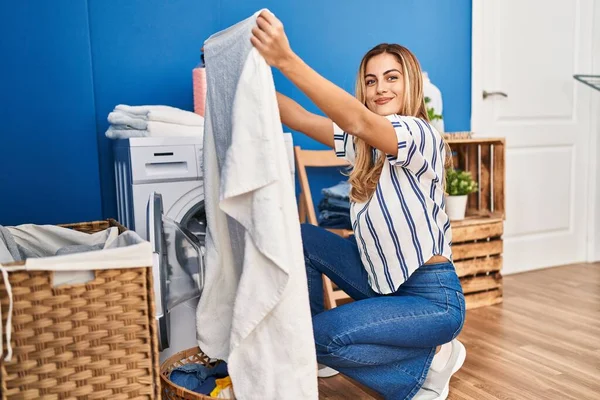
[318,263,600,400]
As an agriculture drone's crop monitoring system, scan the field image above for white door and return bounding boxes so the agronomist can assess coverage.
[472,0,595,274]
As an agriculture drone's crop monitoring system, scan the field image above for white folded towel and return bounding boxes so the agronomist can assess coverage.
[107,110,148,130]
[146,120,203,136]
[105,126,148,139]
[106,120,203,139]
[115,104,204,126]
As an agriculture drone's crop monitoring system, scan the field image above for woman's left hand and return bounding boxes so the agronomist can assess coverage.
[251,11,294,70]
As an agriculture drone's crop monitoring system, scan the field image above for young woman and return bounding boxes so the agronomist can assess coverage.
[251,11,466,400]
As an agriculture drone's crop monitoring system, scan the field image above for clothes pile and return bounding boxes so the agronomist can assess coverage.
[317,180,352,230]
[105,104,204,139]
[0,224,148,289]
[169,362,233,398]
[0,224,144,264]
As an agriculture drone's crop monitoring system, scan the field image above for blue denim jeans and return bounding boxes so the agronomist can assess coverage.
[301,224,466,400]
[321,180,351,200]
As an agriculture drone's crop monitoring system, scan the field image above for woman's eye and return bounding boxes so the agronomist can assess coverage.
[388,76,398,81]
[366,79,376,86]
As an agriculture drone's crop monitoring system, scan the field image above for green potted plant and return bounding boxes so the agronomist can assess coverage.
[445,168,478,220]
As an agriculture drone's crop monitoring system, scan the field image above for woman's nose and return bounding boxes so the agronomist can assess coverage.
[376,84,388,94]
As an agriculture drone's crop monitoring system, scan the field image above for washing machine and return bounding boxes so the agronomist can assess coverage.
[147,190,205,363]
[114,136,206,362]
[114,136,205,241]
[114,134,295,362]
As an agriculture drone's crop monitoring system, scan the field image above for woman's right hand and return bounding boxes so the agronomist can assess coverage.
[251,11,296,70]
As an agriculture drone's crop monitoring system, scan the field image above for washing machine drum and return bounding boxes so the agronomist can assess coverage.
[147,192,205,351]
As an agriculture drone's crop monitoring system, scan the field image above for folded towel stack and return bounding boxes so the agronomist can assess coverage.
[318,180,352,230]
[105,104,205,139]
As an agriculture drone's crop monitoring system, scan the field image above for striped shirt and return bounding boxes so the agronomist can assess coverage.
[334,114,452,294]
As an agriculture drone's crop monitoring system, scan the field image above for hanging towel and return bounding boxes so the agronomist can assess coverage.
[196,9,318,400]
[115,104,205,126]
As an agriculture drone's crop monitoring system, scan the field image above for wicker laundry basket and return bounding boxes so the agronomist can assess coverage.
[0,219,160,399]
[161,346,234,400]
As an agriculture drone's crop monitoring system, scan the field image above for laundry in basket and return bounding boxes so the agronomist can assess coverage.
[0,219,161,400]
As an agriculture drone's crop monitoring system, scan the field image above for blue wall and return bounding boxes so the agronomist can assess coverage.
[0,0,471,226]
[220,0,473,204]
[87,0,219,221]
[0,1,102,225]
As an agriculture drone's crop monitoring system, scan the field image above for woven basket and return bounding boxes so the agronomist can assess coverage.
[58,219,128,234]
[161,346,234,400]
[0,219,160,399]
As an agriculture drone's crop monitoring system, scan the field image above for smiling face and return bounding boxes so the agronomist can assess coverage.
[349,44,445,203]
[363,52,406,116]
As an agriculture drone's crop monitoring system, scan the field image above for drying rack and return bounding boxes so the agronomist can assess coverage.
[574,74,600,92]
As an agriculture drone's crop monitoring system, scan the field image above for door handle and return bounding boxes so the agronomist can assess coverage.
[483,90,508,99]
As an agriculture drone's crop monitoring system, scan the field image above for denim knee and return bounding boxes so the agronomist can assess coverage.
[300,223,322,245]
[300,222,319,235]
[312,318,340,356]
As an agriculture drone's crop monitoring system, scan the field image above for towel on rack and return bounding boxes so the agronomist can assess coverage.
[196,9,318,400]
[115,104,205,126]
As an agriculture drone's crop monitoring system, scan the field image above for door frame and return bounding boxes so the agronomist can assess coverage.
[470,0,485,136]
[588,1,600,262]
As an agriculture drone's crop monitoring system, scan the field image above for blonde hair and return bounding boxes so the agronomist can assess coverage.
[348,43,452,203]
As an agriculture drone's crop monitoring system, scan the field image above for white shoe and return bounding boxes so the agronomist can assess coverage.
[317,363,340,378]
[412,387,440,400]
[412,339,466,400]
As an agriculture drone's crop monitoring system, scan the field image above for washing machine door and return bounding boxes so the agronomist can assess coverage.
[147,192,205,351]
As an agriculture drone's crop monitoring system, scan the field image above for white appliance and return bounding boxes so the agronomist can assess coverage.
[114,136,205,362]
[114,136,205,241]
[114,133,295,362]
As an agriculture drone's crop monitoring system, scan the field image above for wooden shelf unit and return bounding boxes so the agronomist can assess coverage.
[446,136,506,309]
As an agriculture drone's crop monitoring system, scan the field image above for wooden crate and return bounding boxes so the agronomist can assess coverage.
[446,136,506,309]
[445,136,506,217]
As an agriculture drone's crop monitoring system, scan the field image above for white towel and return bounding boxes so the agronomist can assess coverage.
[105,121,203,139]
[108,110,148,130]
[196,9,318,400]
[105,126,148,139]
[145,120,203,136]
[115,104,205,126]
